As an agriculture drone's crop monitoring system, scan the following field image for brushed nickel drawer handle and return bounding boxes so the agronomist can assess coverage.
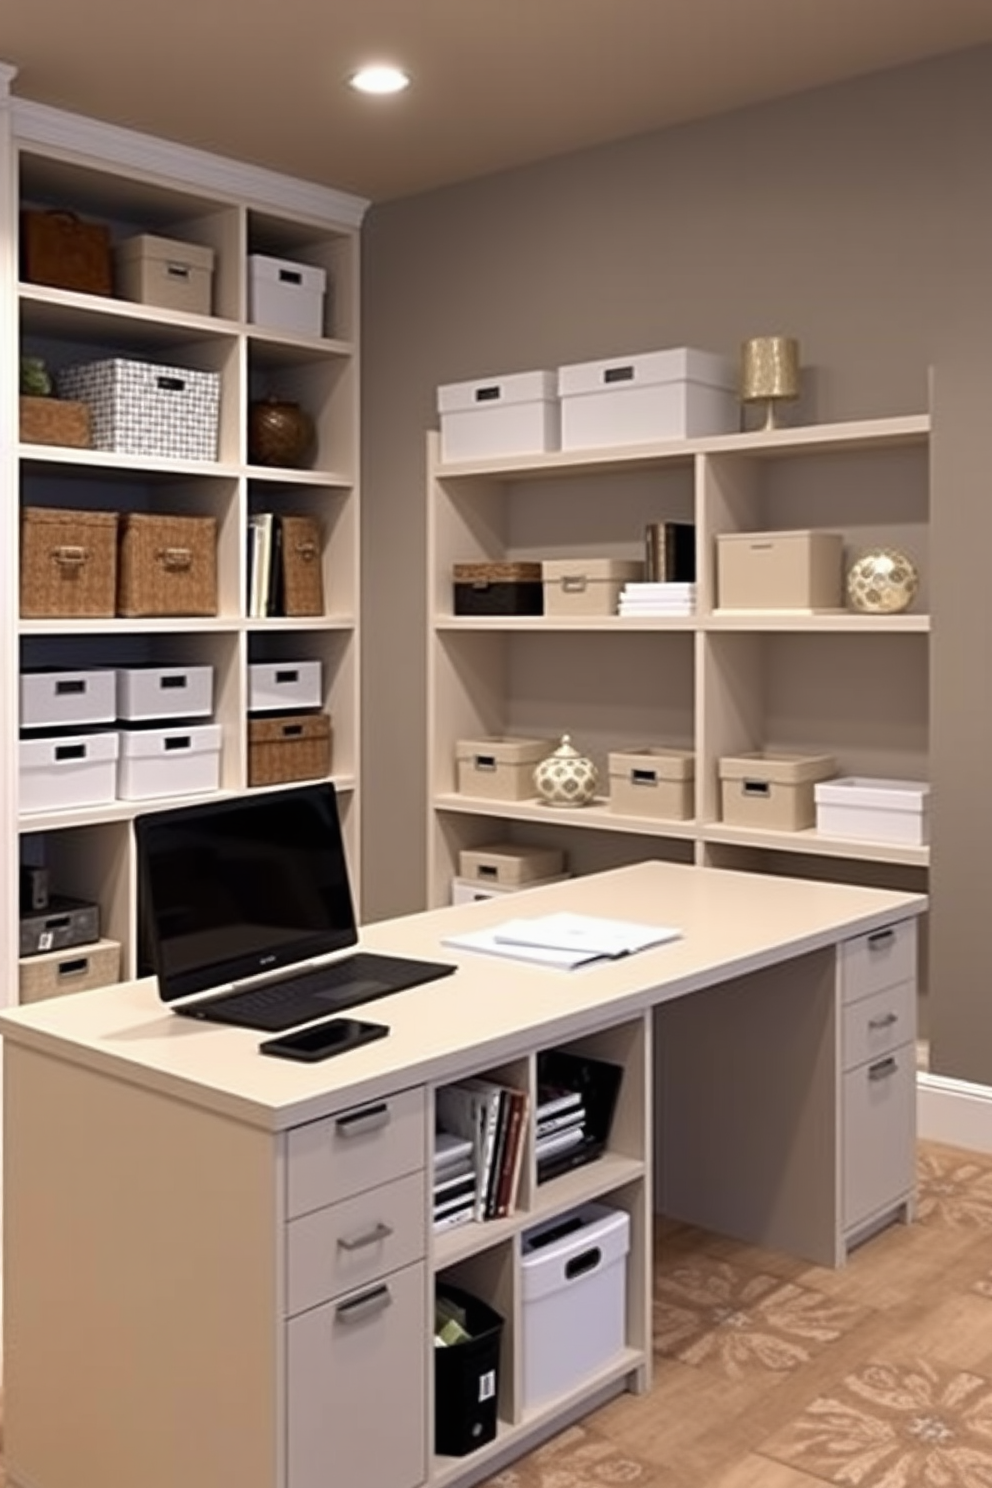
[337,1221,394,1252]
[867,928,896,950]
[336,1284,392,1324]
[867,1012,899,1030]
[868,1056,898,1081]
[335,1102,390,1137]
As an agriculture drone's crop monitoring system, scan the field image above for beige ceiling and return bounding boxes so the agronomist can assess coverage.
[4,0,992,203]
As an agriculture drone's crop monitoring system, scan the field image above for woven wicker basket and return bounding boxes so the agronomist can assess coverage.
[19,396,92,449]
[117,512,218,617]
[247,712,332,787]
[20,506,119,618]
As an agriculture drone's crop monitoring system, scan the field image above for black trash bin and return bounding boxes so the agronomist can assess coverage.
[434,1283,504,1457]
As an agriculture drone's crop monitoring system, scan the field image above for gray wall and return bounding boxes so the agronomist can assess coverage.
[361,46,992,1081]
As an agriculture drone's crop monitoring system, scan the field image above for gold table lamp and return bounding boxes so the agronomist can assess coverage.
[740,336,800,431]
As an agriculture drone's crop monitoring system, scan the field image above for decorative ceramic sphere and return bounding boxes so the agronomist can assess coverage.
[533,734,599,807]
[248,397,316,468]
[846,548,919,615]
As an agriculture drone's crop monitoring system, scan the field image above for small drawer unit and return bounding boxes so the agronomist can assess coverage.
[20,668,116,729]
[248,660,322,712]
[843,1043,916,1234]
[455,736,552,800]
[557,346,737,449]
[716,530,844,612]
[608,747,694,820]
[56,357,220,462]
[542,558,644,617]
[842,980,916,1071]
[116,665,214,722]
[286,1085,427,1220]
[114,233,215,316]
[815,777,930,846]
[452,561,544,617]
[116,723,222,801]
[19,730,119,814]
[248,253,327,338]
[458,842,565,887]
[521,1202,631,1410]
[438,369,559,462]
[718,751,836,832]
[18,937,121,1004]
[840,920,917,1005]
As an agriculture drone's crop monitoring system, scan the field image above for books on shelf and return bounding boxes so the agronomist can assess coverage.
[435,1077,529,1226]
[535,1048,623,1184]
[247,512,323,618]
[618,582,696,617]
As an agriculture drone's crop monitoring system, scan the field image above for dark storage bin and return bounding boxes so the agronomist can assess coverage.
[453,561,543,617]
[434,1284,504,1457]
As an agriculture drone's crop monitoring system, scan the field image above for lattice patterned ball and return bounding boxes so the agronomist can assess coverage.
[846,549,919,615]
[533,734,598,807]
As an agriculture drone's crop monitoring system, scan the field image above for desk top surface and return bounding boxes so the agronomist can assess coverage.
[0,861,926,1131]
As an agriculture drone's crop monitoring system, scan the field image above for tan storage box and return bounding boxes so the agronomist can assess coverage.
[19,396,91,448]
[455,736,552,800]
[543,559,645,617]
[114,233,215,316]
[117,512,218,617]
[716,530,844,612]
[248,711,331,787]
[20,506,118,618]
[458,842,566,887]
[19,937,121,1004]
[608,747,695,820]
[719,751,836,831]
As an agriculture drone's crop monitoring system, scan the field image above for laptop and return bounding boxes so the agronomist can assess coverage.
[134,781,456,1032]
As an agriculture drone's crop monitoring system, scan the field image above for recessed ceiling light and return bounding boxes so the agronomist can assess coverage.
[350,65,410,96]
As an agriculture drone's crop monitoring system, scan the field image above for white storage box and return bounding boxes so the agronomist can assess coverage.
[438,370,559,462]
[815,776,930,845]
[455,736,552,800]
[56,357,220,462]
[248,253,327,338]
[21,669,116,729]
[114,234,215,317]
[717,530,844,612]
[543,558,644,617]
[608,747,695,820]
[116,665,214,722]
[720,751,836,832]
[248,660,322,712]
[19,731,119,814]
[116,723,221,800]
[558,347,737,450]
[458,842,565,887]
[521,1202,630,1410]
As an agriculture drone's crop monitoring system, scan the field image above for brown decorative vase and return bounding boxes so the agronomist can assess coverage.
[248,398,316,468]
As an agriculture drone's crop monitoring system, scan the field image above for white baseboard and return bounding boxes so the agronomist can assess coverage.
[918,1071,992,1153]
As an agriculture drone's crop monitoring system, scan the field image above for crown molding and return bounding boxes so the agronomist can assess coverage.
[9,95,369,229]
[0,63,18,101]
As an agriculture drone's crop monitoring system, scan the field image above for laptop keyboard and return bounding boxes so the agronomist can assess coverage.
[175,952,455,1032]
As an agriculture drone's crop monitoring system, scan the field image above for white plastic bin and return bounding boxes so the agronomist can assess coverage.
[815,776,930,845]
[438,370,559,462]
[558,347,737,449]
[248,254,326,338]
[116,666,214,722]
[116,723,222,800]
[248,660,322,712]
[21,669,116,729]
[19,731,119,814]
[520,1201,630,1409]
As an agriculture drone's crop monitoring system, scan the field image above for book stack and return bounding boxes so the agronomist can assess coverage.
[618,581,696,616]
[432,1130,477,1233]
[435,1078,529,1228]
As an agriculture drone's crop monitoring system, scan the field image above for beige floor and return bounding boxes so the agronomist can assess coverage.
[481,1140,992,1488]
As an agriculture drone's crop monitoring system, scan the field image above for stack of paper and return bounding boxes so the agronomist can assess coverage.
[618,582,696,616]
[442,911,682,969]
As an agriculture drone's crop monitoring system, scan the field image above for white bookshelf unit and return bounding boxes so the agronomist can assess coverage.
[2,74,368,1002]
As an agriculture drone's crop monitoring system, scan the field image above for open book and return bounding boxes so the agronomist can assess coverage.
[442,911,682,969]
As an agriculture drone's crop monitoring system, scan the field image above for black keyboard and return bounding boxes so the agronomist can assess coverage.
[174,952,456,1032]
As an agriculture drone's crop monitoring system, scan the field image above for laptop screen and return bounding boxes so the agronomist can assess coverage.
[135,782,358,1002]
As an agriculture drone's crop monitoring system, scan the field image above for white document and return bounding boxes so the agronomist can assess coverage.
[442,912,681,969]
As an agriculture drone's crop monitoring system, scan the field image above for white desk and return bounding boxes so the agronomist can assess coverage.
[0,861,926,1488]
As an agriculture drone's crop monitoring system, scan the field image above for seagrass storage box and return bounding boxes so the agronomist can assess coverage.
[608,747,695,820]
[20,507,118,618]
[455,736,552,800]
[248,711,331,786]
[19,395,91,449]
[114,234,215,316]
[56,357,220,461]
[117,513,218,617]
[279,514,325,615]
[21,209,112,295]
[453,561,544,616]
[719,750,836,831]
[19,937,121,1005]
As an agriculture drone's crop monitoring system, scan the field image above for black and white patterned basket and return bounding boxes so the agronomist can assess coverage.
[56,357,220,461]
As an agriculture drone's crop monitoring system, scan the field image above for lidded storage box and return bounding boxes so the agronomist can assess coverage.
[455,736,551,800]
[248,711,331,787]
[719,750,836,831]
[21,668,116,729]
[458,842,565,887]
[19,730,119,814]
[438,370,559,462]
[114,233,215,317]
[453,561,543,616]
[558,347,737,450]
[116,665,214,722]
[117,513,218,617]
[56,357,220,461]
[608,747,695,820]
[117,723,222,800]
[717,530,844,612]
[248,253,326,338]
[20,507,118,619]
[19,937,121,1005]
[248,660,322,712]
[543,558,644,617]
[815,776,930,846]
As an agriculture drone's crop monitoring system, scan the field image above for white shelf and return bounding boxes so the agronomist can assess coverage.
[434,794,698,840]
[18,774,359,833]
[701,822,930,867]
[705,611,930,632]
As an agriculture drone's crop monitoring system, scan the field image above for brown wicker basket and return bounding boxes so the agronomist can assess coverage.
[20,506,119,618]
[117,512,218,617]
[247,712,332,787]
[280,514,324,616]
[21,209,113,295]
[19,396,92,449]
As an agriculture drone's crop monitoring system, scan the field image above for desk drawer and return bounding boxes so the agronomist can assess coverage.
[840,919,916,1005]
[287,1260,427,1488]
[842,980,916,1072]
[287,1085,427,1219]
[286,1169,427,1316]
[843,1042,916,1232]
